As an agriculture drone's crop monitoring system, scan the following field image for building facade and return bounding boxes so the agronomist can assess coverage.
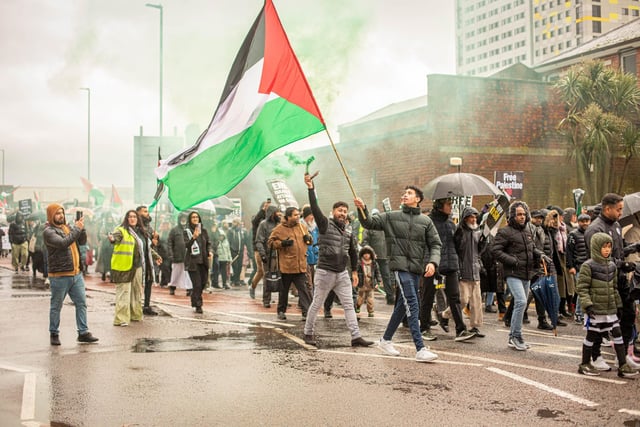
[456,0,639,77]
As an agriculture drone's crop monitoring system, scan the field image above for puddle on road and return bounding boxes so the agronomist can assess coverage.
[132,326,300,353]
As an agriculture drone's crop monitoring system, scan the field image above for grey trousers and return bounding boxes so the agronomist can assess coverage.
[304,268,361,339]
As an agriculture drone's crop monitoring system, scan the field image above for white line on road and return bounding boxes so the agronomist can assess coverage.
[318,349,483,366]
[619,408,640,416]
[420,349,626,384]
[486,367,599,407]
[20,372,36,421]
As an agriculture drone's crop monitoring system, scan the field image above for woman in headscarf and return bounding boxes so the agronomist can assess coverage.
[109,210,160,326]
[183,211,212,314]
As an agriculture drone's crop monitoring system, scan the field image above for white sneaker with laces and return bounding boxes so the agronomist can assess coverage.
[592,356,612,371]
[378,338,400,356]
[626,355,640,370]
[416,347,438,362]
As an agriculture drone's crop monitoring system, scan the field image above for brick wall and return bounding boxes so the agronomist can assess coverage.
[229,73,640,222]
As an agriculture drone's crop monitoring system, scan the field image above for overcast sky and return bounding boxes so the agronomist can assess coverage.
[0,0,455,189]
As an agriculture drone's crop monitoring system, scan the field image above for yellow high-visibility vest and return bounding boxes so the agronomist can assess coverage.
[111,227,135,272]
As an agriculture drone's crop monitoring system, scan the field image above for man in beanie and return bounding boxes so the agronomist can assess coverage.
[43,204,99,346]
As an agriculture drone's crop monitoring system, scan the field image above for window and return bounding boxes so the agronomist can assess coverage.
[566,40,572,48]
[621,51,637,75]
[623,8,629,15]
[593,21,601,33]
[633,9,639,16]
[593,5,601,17]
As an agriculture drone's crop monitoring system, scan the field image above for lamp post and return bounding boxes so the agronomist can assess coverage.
[79,87,91,182]
[146,3,163,137]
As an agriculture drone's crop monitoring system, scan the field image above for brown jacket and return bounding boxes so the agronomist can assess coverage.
[268,222,310,274]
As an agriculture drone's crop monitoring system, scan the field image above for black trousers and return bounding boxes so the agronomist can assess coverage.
[278,273,311,315]
[421,272,467,334]
[188,264,208,309]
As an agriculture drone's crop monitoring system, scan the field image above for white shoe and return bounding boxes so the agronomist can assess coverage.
[592,356,612,371]
[378,338,400,356]
[627,355,640,370]
[416,347,438,362]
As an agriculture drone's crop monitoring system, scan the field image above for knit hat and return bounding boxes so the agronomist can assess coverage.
[302,206,313,219]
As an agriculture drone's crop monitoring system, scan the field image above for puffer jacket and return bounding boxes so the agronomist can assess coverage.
[168,223,187,263]
[255,206,280,261]
[43,204,87,275]
[430,208,459,274]
[567,227,588,271]
[492,201,541,281]
[576,232,621,315]
[454,208,482,281]
[358,204,441,275]
[308,188,358,273]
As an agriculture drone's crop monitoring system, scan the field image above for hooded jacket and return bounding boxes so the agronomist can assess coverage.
[358,204,441,275]
[268,216,310,274]
[255,205,280,262]
[454,207,482,281]
[183,211,212,271]
[576,232,621,315]
[168,213,188,264]
[43,204,86,276]
[491,201,542,281]
[8,212,27,244]
[356,245,382,288]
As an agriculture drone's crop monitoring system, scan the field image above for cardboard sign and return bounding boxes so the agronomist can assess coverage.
[266,179,299,211]
[494,171,524,200]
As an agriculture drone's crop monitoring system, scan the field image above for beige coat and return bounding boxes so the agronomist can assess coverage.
[268,222,310,274]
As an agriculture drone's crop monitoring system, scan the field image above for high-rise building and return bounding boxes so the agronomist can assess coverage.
[456,0,640,77]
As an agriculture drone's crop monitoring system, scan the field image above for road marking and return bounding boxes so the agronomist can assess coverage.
[416,348,626,384]
[161,305,293,328]
[619,408,640,416]
[487,367,599,407]
[20,372,36,420]
[318,350,483,365]
[272,328,316,350]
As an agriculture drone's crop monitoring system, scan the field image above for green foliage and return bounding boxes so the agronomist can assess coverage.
[555,60,640,202]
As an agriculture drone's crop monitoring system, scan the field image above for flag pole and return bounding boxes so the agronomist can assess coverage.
[323,128,366,220]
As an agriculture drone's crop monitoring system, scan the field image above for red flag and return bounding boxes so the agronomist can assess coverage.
[111,184,123,208]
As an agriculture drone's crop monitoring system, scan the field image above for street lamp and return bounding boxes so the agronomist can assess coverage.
[79,88,91,182]
[146,3,163,137]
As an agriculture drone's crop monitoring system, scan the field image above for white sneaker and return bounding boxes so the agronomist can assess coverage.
[627,355,640,370]
[416,347,438,362]
[592,356,612,371]
[378,338,400,356]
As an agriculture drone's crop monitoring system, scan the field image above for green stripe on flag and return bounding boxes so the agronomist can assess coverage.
[164,97,324,211]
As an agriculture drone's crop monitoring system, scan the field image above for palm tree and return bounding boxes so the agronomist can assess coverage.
[555,60,640,202]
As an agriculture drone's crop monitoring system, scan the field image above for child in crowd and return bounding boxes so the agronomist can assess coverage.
[576,232,638,377]
[355,246,382,318]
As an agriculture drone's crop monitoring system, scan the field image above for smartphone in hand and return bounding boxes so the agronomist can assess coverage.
[76,211,83,221]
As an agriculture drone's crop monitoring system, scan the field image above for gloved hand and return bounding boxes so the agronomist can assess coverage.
[585,306,596,319]
[541,255,553,266]
[281,238,294,247]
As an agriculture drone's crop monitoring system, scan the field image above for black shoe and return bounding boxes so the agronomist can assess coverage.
[169,287,175,295]
[303,334,317,346]
[504,319,511,327]
[223,285,230,290]
[523,318,530,324]
[557,319,568,326]
[351,337,374,347]
[50,333,61,346]
[263,303,271,308]
[101,273,106,281]
[195,307,203,314]
[469,327,485,338]
[143,307,159,316]
[439,321,449,333]
[277,312,287,320]
[186,290,192,296]
[77,332,99,343]
[324,311,333,319]
[485,306,497,313]
[538,321,554,330]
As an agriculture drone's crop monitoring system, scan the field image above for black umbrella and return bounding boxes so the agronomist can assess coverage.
[530,261,561,336]
[619,192,640,227]
[423,172,504,200]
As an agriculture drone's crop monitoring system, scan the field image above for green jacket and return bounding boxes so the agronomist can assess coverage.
[576,232,621,315]
[358,205,441,275]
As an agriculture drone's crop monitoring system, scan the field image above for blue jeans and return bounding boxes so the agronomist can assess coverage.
[505,276,529,340]
[49,273,89,335]
[383,271,424,351]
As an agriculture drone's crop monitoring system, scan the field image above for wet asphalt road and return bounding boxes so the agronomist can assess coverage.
[0,264,639,427]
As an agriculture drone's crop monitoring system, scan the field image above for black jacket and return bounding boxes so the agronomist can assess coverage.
[168,224,187,263]
[430,209,459,274]
[43,224,87,274]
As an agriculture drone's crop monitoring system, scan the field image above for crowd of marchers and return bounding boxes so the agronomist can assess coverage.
[4,179,640,376]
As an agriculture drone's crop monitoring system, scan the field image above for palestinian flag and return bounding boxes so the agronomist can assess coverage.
[155,0,325,211]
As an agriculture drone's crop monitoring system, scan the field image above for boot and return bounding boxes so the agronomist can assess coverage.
[169,286,175,295]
